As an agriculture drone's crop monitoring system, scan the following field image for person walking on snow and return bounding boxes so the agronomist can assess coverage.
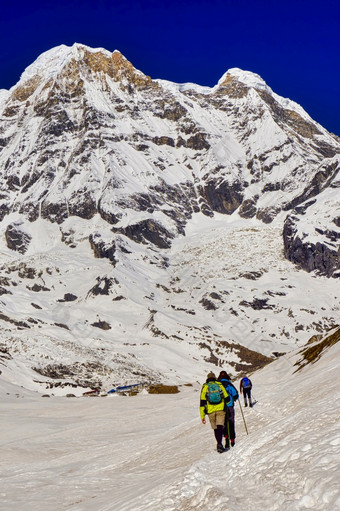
[200,372,230,453]
[240,375,253,407]
[218,371,239,449]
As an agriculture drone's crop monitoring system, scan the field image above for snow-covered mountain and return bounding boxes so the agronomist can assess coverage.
[0,43,339,393]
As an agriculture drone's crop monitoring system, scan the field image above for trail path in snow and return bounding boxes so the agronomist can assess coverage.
[1,341,339,511]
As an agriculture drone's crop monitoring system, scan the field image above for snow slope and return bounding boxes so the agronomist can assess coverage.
[1,330,339,511]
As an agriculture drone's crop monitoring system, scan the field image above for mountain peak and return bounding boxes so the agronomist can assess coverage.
[218,67,272,92]
[15,43,152,92]
[18,44,112,83]
[217,67,312,122]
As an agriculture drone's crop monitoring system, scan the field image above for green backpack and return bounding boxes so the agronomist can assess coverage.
[206,382,223,404]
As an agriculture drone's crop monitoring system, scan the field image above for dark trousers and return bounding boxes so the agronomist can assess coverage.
[213,424,224,444]
[224,406,236,441]
[243,388,252,404]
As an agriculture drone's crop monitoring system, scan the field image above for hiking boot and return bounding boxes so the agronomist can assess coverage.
[244,403,248,407]
[231,439,235,447]
[249,403,253,408]
[217,443,224,453]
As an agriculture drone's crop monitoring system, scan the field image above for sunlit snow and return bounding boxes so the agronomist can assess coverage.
[1,334,339,510]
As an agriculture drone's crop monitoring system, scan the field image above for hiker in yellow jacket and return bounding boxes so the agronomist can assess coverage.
[200,371,230,453]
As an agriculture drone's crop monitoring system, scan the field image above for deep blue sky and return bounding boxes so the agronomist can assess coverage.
[1,0,339,134]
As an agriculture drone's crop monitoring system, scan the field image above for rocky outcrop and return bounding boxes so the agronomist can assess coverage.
[58,293,78,302]
[283,216,340,278]
[239,298,275,310]
[88,277,117,296]
[256,206,280,224]
[239,198,258,218]
[89,234,117,264]
[198,180,244,215]
[283,160,339,212]
[5,224,32,253]
[112,219,174,249]
[257,90,323,140]
[91,320,111,330]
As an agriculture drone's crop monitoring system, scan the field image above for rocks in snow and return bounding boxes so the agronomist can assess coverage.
[5,224,32,254]
[283,216,340,278]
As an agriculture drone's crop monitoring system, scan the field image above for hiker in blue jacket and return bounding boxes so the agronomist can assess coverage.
[240,376,253,407]
[218,371,239,449]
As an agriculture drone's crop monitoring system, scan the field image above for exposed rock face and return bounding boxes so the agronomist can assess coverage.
[89,234,117,264]
[88,277,117,296]
[5,224,32,253]
[58,293,78,302]
[283,159,340,212]
[113,219,174,249]
[239,198,258,219]
[283,165,340,277]
[283,216,340,277]
[198,180,244,215]
[239,298,274,310]
[91,320,111,330]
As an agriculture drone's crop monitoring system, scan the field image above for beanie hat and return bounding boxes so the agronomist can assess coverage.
[207,371,216,379]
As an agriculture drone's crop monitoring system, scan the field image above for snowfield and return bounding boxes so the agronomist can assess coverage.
[1,332,339,511]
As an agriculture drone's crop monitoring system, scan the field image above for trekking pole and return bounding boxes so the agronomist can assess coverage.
[238,399,249,435]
